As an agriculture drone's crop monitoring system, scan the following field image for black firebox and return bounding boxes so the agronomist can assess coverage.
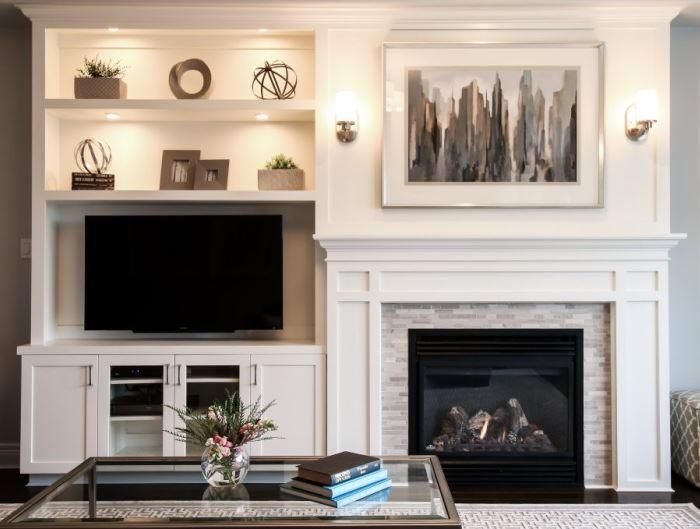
[408,328,583,487]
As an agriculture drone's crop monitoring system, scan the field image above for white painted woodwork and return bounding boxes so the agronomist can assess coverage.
[172,354,251,457]
[250,354,326,456]
[318,235,684,492]
[97,355,174,458]
[20,355,98,474]
[16,1,684,486]
[43,190,317,205]
[19,341,323,356]
[45,99,315,122]
[20,351,325,472]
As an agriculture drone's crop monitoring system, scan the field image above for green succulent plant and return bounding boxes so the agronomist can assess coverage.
[264,153,299,170]
[76,56,127,79]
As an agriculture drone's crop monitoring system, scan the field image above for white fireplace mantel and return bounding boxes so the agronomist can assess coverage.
[316,234,685,492]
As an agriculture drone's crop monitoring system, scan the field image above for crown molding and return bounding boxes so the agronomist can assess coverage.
[17,1,683,29]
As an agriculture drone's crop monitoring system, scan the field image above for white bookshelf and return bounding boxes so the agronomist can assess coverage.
[20,21,327,473]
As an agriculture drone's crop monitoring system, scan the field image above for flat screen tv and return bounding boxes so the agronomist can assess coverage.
[85,215,283,333]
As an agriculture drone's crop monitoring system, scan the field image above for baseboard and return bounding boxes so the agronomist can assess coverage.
[0,442,20,468]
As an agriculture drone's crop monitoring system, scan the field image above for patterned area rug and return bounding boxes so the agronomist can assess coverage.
[0,502,699,528]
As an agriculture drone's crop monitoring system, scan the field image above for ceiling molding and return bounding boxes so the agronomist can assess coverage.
[16,2,684,29]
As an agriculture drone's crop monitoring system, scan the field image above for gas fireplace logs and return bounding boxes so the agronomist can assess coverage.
[427,398,557,454]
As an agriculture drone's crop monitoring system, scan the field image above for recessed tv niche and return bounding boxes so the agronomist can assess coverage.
[84,215,283,333]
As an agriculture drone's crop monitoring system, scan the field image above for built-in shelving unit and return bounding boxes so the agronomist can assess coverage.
[21,21,326,474]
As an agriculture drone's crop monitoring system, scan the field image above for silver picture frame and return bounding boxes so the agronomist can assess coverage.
[160,150,201,190]
[381,42,605,209]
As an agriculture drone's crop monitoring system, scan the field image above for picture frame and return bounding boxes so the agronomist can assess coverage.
[194,159,230,190]
[382,42,605,208]
[160,150,201,190]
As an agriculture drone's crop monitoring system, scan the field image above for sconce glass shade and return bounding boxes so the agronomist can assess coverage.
[634,89,659,122]
[335,91,358,142]
[626,89,659,141]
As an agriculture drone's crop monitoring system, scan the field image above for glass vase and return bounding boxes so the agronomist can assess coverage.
[200,444,249,488]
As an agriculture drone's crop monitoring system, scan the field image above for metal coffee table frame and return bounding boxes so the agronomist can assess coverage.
[1,456,460,529]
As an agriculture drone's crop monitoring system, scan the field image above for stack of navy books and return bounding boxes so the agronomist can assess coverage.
[280,451,392,507]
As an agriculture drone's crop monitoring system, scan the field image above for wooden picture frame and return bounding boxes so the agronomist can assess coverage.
[194,159,229,190]
[160,150,200,190]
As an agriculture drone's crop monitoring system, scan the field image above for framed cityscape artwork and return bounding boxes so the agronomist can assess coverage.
[382,43,605,208]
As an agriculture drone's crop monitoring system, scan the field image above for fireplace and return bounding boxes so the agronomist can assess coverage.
[408,328,584,487]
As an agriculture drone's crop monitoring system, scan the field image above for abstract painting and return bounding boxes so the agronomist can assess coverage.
[407,68,578,184]
[382,43,603,207]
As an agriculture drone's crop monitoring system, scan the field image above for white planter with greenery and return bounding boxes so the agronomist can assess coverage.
[258,154,305,190]
[74,56,127,99]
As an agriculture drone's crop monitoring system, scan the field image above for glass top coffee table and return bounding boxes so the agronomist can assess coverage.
[1,456,460,528]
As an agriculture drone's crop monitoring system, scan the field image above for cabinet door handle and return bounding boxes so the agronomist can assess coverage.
[165,365,170,385]
[87,365,93,386]
[251,364,257,386]
[177,364,182,386]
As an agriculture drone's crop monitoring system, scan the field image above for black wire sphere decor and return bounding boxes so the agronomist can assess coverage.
[252,60,297,100]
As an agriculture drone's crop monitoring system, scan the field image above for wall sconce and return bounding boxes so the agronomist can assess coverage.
[625,89,659,141]
[335,91,358,143]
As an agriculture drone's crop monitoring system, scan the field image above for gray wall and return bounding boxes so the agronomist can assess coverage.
[0,13,31,453]
[670,25,700,391]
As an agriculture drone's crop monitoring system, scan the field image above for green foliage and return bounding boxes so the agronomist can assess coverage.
[76,56,127,79]
[164,391,278,448]
[265,153,299,170]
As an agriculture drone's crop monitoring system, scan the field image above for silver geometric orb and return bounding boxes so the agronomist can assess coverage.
[252,61,297,100]
[74,138,112,175]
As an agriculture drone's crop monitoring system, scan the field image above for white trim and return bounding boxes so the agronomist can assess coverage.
[315,235,686,262]
[318,235,681,491]
[0,443,21,469]
[17,2,682,29]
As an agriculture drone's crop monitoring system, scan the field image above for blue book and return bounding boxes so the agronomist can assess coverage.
[280,478,392,507]
[289,468,389,498]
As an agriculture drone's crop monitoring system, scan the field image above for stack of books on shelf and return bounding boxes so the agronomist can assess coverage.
[71,172,115,190]
[280,451,392,507]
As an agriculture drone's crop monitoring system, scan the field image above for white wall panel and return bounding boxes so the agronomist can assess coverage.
[620,301,661,485]
[336,301,369,453]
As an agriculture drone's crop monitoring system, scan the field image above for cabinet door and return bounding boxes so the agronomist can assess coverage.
[250,354,325,456]
[172,354,251,456]
[97,355,174,457]
[20,355,98,474]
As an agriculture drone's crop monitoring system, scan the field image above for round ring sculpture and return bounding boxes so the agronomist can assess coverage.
[252,60,297,100]
[74,138,112,175]
[169,58,212,99]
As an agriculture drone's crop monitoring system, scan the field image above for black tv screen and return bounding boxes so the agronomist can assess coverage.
[85,215,283,333]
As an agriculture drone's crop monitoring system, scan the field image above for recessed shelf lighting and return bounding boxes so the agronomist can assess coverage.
[107,27,120,33]
[105,112,120,120]
[255,113,269,121]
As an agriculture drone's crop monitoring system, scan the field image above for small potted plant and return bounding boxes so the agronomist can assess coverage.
[166,392,278,488]
[258,153,305,190]
[74,56,127,99]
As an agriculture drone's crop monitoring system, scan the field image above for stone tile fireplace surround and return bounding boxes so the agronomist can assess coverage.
[317,236,683,492]
[382,303,611,487]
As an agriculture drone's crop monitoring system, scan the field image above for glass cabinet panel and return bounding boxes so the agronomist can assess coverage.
[108,365,165,457]
[173,356,250,456]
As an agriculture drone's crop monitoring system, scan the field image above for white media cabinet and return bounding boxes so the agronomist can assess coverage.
[18,12,327,475]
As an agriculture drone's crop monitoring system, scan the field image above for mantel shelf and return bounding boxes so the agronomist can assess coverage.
[43,189,316,205]
[44,98,315,122]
